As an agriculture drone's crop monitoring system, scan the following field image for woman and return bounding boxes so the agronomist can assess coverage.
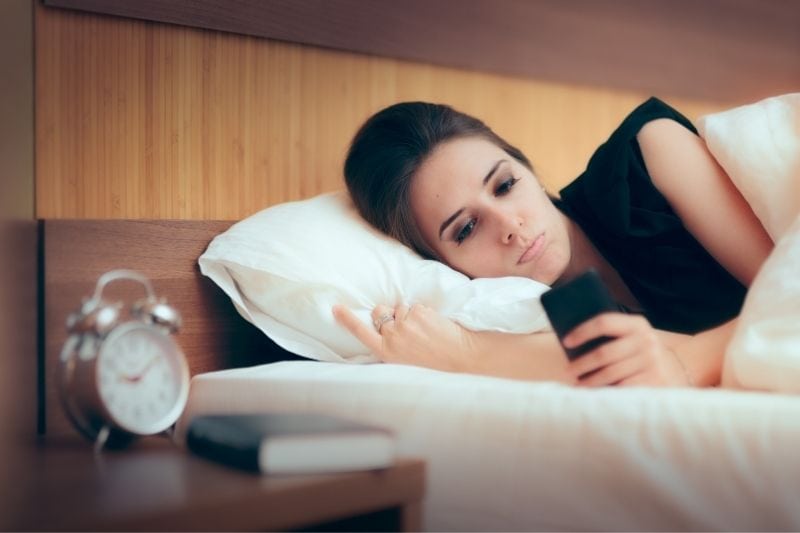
[333,98,774,387]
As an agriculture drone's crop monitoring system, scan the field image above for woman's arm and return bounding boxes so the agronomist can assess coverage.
[637,119,774,286]
[466,314,734,388]
[670,318,738,387]
[333,303,574,383]
[333,303,710,387]
[461,329,575,383]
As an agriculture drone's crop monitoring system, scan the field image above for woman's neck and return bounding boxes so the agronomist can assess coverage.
[557,214,642,311]
[557,214,603,282]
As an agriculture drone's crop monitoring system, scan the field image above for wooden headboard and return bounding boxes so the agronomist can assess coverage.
[41,219,303,438]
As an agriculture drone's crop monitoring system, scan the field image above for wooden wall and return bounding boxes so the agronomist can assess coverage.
[42,0,800,105]
[0,0,37,449]
[34,3,730,220]
[1,0,34,220]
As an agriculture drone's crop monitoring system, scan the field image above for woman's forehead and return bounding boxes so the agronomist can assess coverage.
[410,138,509,231]
[416,137,507,188]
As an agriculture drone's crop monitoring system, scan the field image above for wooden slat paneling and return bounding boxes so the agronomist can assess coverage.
[42,0,800,104]
[0,221,38,442]
[35,3,728,220]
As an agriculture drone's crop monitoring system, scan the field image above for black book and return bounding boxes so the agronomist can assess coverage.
[186,413,396,474]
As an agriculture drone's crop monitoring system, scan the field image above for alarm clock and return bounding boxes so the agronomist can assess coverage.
[58,269,190,450]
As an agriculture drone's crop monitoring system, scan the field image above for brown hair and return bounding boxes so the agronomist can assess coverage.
[343,102,534,259]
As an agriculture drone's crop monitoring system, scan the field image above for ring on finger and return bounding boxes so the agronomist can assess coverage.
[373,313,395,332]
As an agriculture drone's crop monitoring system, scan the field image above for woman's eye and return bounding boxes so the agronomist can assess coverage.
[495,177,519,196]
[455,219,476,244]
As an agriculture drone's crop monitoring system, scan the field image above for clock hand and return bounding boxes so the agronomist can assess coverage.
[118,355,160,384]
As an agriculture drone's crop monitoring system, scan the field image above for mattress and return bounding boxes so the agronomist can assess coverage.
[175,360,800,531]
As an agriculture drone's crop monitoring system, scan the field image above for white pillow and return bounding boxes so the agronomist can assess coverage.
[723,213,800,393]
[199,191,550,363]
[699,93,800,393]
[697,93,800,241]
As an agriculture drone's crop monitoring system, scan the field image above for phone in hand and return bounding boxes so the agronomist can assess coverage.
[540,269,620,360]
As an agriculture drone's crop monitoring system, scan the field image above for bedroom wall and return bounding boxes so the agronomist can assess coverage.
[34,2,734,220]
[0,0,37,446]
[43,0,800,105]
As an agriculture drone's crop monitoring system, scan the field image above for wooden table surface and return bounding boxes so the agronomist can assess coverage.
[2,435,425,531]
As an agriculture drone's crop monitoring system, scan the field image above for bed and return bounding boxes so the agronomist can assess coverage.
[177,361,800,531]
[41,216,800,532]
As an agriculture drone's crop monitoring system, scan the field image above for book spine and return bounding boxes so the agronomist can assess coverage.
[186,425,261,472]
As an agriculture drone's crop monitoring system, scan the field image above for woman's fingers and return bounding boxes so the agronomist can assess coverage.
[333,303,414,358]
[576,353,646,387]
[332,305,383,355]
[394,303,410,321]
[563,312,691,387]
[615,373,653,387]
[562,312,648,349]
[567,334,641,379]
[372,303,413,338]
[371,304,394,325]
[336,302,468,372]
[371,304,400,335]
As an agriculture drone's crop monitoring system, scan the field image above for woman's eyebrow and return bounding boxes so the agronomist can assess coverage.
[481,159,507,187]
[438,159,507,240]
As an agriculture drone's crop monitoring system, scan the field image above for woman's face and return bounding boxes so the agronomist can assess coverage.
[410,136,571,284]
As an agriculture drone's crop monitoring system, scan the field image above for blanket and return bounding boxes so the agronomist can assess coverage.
[698,93,800,393]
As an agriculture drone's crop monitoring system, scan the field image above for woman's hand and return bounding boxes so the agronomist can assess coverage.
[332,303,476,372]
[563,313,693,387]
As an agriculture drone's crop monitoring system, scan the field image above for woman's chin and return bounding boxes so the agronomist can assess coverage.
[528,257,568,286]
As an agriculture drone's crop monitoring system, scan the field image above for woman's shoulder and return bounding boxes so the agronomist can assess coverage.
[557,97,698,235]
[612,97,698,140]
[561,97,696,195]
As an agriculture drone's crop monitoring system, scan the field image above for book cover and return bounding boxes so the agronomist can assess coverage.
[186,413,395,474]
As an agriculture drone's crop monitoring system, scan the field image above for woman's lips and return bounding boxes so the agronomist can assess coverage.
[518,233,545,265]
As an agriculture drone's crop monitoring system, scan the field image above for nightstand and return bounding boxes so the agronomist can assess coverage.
[5,436,425,531]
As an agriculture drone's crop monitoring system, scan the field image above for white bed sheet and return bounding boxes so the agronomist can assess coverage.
[175,361,800,531]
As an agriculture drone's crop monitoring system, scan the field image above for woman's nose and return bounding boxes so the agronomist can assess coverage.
[498,214,522,244]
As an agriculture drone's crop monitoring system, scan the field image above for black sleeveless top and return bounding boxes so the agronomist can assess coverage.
[555,97,746,334]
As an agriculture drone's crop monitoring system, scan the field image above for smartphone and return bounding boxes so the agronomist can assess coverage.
[540,269,620,360]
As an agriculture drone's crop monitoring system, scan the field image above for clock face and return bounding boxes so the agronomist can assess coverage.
[96,323,189,435]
